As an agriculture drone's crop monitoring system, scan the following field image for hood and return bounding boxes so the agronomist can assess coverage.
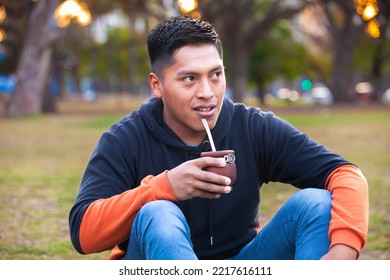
[139,97,235,151]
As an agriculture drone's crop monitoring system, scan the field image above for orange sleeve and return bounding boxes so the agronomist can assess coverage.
[79,171,177,254]
[325,164,369,254]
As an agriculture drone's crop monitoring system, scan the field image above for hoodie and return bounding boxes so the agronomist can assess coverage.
[69,97,368,259]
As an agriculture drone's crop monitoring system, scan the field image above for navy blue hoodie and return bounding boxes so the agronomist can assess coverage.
[69,97,350,259]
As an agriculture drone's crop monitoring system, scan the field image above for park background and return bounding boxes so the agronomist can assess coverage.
[0,0,389,259]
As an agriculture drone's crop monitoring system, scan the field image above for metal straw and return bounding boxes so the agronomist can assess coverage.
[201,118,216,152]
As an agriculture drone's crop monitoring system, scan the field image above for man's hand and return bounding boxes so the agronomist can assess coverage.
[321,244,359,260]
[167,157,232,200]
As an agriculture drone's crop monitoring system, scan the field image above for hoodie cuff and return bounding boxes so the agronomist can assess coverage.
[330,228,364,256]
[151,170,178,201]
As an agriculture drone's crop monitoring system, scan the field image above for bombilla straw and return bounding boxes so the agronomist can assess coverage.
[201,119,216,152]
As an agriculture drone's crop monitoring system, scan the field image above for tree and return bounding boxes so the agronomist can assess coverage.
[197,0,307,103]
[249,21,312,104]
[0,0,35,75]
[84,0,168,94]
[115,0,171,94]
[3,0,170,117]
[322,0,367,103]
[366,0,390,101]
[5,0,61,117]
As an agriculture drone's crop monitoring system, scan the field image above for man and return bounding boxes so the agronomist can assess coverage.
[69,16,368,260]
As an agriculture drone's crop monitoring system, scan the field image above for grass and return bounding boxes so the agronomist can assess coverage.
[0,96,389,259]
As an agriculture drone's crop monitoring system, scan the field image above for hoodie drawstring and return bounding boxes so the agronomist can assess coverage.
[208,200,214,246]
[203,139,214,246]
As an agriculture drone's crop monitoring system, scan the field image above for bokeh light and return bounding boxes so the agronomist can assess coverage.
[362,2,378,21]
[178,0,198,14]
[366,19,380,38]
[54,0,91,28]
[354,0,380,38]
[0,6,6,23]
[0,28,6,42]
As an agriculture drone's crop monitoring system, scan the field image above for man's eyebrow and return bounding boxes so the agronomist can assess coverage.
[176,65,224,76]
[210,65,224,72]
[176,70,198,76]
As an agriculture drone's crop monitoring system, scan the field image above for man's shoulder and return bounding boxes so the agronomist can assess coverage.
[229,100,275,121]
[108,98,158,131]
[109,111,142,133]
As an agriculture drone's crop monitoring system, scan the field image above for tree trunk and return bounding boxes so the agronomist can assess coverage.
[198,0,304,104]
[330,44,355,103]
[323,1,365,103]
[5,0,60,117]
[226,45,249,103]
[370,15,390,102]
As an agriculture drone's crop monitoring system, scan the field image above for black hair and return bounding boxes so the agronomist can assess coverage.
[147,16,223,75]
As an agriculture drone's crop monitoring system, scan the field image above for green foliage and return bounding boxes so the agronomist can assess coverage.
[248,21,310,88]
[77,26,150,82]
[248,18,336,94]
[352,36,390,79]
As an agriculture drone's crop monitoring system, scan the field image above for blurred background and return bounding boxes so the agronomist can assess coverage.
[0,0,389,260]
[0,0,389,116]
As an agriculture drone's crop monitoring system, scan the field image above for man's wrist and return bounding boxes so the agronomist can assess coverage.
[321,244,359,260]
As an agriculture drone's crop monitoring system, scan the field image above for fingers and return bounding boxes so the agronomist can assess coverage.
[197,167,231,186]
[167,158,233,201]
[179,182,232,200]
[191,174,232,195]
[184,187,229,200]
[197,156,227,169]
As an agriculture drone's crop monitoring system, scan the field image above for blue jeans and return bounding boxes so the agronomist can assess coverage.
[124,188,331,260]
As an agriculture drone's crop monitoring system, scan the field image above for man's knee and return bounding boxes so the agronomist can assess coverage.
[136,200,186,229]
[288,188,332,221]
[136,200,190,242]
[297,188,331,209]
[139,200,180,217]
[126,201,194,259]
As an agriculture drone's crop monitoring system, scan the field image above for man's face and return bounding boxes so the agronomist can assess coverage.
[149,44,226,145]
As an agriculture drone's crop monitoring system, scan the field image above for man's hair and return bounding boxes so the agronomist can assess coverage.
[147,16,223,75]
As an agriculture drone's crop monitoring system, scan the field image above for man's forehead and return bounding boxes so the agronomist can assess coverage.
[171,45,222,66]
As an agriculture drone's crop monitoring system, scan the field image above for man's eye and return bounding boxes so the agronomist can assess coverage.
[183,76,195,82]
[212,71,222,79]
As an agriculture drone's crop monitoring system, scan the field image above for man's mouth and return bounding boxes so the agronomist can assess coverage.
[195,107,213,112]
[193,104,217,118]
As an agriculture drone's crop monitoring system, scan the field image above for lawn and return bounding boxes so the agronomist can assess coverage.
[0,96,389,259]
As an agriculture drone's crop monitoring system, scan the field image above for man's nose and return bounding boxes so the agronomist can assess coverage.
[196,79,214,99]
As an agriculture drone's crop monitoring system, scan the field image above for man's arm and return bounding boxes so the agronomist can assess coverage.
[321,244,358,260]
[77,171,177,254]
[324,164,369,259]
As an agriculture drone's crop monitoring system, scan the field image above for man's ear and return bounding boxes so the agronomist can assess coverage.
[149,72,162,98]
